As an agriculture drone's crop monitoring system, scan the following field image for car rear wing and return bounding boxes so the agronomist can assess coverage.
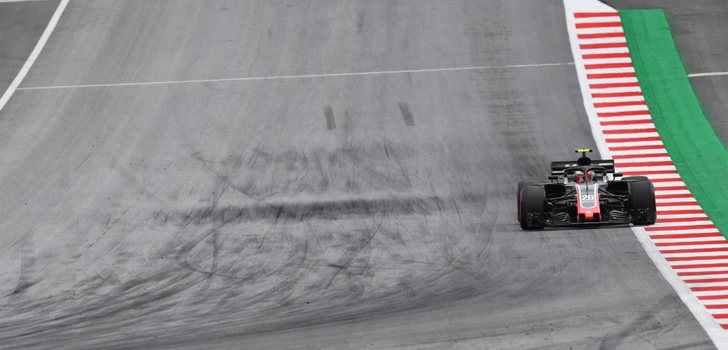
[550,159,615,175]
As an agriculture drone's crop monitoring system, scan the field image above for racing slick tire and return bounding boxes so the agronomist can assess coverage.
[626,177,657,225]
[622,176,650,183]
[517,181,539,223]
[519,185,546,230]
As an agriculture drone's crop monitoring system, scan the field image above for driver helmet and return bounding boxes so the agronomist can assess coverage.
[585,170,595,182]
[574,170,584,184]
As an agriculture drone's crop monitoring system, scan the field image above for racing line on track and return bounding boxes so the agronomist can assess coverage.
[564,0,728,348]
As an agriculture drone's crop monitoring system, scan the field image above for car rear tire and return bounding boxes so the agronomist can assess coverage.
[622,176,650,182]
[627,178,657,225]
[519,185,546,230]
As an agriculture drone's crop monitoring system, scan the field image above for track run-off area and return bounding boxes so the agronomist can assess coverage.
[565,0,728,347]
[0,0,720,349]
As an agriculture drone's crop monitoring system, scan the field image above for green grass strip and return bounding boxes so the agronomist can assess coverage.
[620,9,728,237]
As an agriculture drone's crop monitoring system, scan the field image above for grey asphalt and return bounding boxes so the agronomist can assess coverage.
[605,0,728,147]
[0,0,713,349]
[0,0,58,92]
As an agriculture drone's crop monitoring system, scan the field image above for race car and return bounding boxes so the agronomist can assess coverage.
[517,149,656,230]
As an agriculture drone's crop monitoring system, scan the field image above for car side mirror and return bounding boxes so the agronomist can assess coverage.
[613,173,623,178]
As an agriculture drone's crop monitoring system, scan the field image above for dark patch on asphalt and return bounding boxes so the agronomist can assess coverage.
[324,106,336,130]
[151,193,486,226]
[399,102,415,126]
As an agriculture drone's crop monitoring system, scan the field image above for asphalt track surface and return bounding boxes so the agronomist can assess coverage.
[0,0,714,349]
[604,0,728,151]
[0,0,57,91]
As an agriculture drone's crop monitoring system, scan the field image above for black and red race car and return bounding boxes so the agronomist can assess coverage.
[517,149,657,230]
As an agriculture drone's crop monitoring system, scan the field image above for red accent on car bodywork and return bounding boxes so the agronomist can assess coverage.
[575,183,601,222]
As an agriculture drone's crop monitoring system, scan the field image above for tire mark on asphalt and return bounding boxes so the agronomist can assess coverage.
[398,102,415,126]
[324,105,336,130]
[10,237,36,295]
[597,294,693,350]
[324,213,385,289]
[150,194,487,226]
[191,151,257,200]
[206,230,220,286]
[452,198,463,224]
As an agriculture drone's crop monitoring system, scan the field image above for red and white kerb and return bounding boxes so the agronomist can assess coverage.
[564,0,728,346]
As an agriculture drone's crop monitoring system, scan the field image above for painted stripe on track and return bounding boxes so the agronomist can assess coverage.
[18,62,576,90]
[689,72,728,78]
[583,53,632,60]
[576,21,623,29]
[578,32,625,39]
[612,152,669,158]
[609,144,665,151]
[589,81,640,88]
[593,97,646,104]
[597,109,651,117]
[593,91,642,98]
[599,119,652,127]
[594,100,646,108]
[587,72,636,79]
[600,115,654,123]
[659,241,728,247]
[679,270,728,276]
[0,0,69,111]
[580,37,628,45]
[586,62,633,70]
[659,210,706,215]
[574,12,620,18]
[581,42,629,50]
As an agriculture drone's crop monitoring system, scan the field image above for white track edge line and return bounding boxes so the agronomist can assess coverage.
[0,0,69,110]
[563,0,728,347]
[689,72,728,78]
[17,62,575,90]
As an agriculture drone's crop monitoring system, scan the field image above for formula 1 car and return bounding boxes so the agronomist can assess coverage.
[517,149,656,230]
